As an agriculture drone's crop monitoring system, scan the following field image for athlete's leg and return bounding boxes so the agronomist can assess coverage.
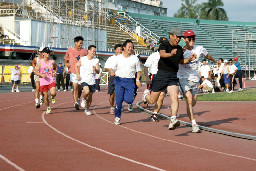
[153,91,166,113]
[167,85,179,117]
[145,91,161,104]
[35,81,40,99]
[43,91,49,107]
[109,93,115,108]
[184,90,194,121]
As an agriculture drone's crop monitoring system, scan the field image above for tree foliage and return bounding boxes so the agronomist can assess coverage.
[174,0,229,21]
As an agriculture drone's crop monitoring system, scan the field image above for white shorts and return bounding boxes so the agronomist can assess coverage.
[70,73,81,85]
[179,78,198,95]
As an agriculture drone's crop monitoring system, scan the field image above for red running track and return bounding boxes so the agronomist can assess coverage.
[0,89,256,171]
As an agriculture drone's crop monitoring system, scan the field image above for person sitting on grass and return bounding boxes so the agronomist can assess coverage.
[199,76,214,94]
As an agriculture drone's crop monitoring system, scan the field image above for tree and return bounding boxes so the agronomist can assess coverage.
[200,0,228,20]
[174,0,199,19]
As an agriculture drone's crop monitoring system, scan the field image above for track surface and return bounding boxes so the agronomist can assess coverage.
[1,89,256,171]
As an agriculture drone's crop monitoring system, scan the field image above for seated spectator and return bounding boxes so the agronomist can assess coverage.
[199,76,214,93]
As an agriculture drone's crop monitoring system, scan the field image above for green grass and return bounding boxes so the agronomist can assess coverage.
[197,88,256,101]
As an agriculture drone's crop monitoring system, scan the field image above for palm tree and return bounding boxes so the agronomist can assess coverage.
[200,0,228,21]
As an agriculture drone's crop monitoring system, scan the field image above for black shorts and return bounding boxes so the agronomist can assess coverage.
[151,70,179,92]
[81,82,95,93]
[108,76,115,94]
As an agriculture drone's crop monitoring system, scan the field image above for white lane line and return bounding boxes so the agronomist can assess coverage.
[41,104,165,171]
[0,154,25,171]
[26,122,44,124]
[93,101,256,162]
[0,102,32,111]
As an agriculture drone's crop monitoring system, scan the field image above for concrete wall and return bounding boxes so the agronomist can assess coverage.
[0,16,15,33]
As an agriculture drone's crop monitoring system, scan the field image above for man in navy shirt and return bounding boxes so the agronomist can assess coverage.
[234,57,243,90]
[56,62,65,91]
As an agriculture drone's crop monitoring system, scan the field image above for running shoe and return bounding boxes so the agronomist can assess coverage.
[11,89,14,92]
[110,108,114,115]
[128,104,133,112]
[151,114,159,122]
[142,89,150,102]
[50,96,55,104]
[64,89,67,92]
[192,124,201,133]
[35,99,40,109]
[168,118,180,130]
[46,107,51,114]
[85,108,91,115]
[81,98,86,108]
[32,89,35,92]
[74,102,80,110]
[238,88,243,91]
[16,89,20,92]
[40,97,44,106]
[114,117,121,125]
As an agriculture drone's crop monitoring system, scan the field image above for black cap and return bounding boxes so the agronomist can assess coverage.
[201,76,205,79]
[159,37,167,44]
[42,47,52,53]
[59,62,62,64]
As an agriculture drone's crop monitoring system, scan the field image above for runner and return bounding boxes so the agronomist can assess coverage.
[104,44,123,114]
[142,28,195,130]
[108,39,141,125]
[35,47,57,114]
[144,37,168,122]
[64,36,87,110]
[177,30,216,132]
[32,47,44,108]
[75,45,100,115]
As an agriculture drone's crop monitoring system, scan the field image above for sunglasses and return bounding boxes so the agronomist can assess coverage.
[185,37,195,41]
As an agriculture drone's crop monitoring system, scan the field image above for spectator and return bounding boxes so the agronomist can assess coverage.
[28,61,36,92]
[218,58,225,91]
[228,59,238,93]
[11,65,21,92]
[95,63,102,92]
[234,57,243,91]
[199,59,211,79]
[221,60,230,92]
[56,62,65,91]
[198,76,214,93]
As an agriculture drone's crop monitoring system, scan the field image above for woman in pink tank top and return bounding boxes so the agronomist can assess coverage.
[35,47,57,114]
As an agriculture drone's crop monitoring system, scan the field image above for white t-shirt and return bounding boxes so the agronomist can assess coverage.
[111,54,141,78]
[80,56,99,85]
[144,52,160,75]
[218,63,224,74]
[12,68,20,81]
[28,66,33,75]
[202,79,213,88]
[95,68,102,79]
[105,55,118,72]
[178,45,208,82]
[200,65,211,79]
[229,64,237,74]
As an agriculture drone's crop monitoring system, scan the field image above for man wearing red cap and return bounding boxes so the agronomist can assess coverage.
[178,30,216,133]
[234,57,243,90]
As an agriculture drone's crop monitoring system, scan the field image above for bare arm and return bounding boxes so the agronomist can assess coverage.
[159,49,177,58]
[52,60,57,77]
[144,67,151,85]
[136,71,141,88]
[180,53,196,64]
[205,54,216,63]
[94,63,100,74]
[75,59,82,80]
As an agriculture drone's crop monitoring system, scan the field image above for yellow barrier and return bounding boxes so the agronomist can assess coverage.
[4,75,12,83]
[4,65,15,74]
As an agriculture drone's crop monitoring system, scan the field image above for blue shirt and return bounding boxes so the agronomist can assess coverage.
[57,66,64,74]
[234,62,241,70]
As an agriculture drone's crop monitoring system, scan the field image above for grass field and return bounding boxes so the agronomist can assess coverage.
[197,88,256,101]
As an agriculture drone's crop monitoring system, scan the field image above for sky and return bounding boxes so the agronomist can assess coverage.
[161,0,256,22]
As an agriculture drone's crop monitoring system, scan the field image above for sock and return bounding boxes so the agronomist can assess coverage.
[171,116,176,120]
[191,119,197,126]
[153,111,157,114]
[40,95,43,99]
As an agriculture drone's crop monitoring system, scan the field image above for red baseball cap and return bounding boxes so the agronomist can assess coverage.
[234,57,238,61]
[184,30,196,37]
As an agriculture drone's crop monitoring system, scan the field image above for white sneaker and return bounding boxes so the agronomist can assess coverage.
[32,89,35,92]
[238,88,243,91]
[142,89,150,102]
[64,89,67,92]
[16,89,20,92]
[168,117,180,130]
[128,104,133,112]
[81,98,86,108]
[228,90,233,93]
[11,89,14,92]
[114,117,121,125]
[40,97,44,106]
[226,89,230,93]
[35,99,40,108]
[84,108,91,115]
[192,124,201,133]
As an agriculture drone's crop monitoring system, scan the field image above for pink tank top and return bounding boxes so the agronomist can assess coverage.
[39,59,55,86]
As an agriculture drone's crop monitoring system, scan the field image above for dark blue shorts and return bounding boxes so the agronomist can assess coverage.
[14,80,20,84]
[81,82,95,93]
[151,70,179,92]
[108,75,115,94]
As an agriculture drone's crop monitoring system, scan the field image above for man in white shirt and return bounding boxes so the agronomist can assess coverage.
[144,37,167,122]
[178,30,216,133]
[11,65,21,92]
[199,76,213,93]
[200,59,211,79]
[228,59,238,93]
[75,45,100,115]
[108,39,141,125]
[104,44,123,115]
